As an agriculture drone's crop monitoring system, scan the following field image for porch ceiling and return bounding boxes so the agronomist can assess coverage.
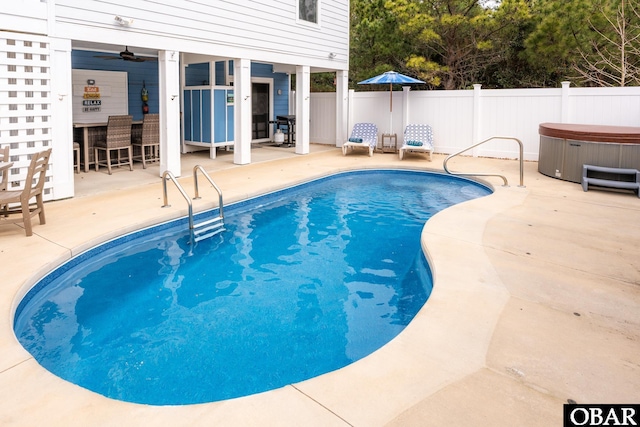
[72,41,158,58]
[72,42,341,74]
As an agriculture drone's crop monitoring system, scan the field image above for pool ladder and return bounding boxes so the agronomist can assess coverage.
[161,166,225,243]
[443,136,525,187]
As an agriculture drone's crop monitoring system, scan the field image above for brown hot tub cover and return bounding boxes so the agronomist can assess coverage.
[539,123,640,144]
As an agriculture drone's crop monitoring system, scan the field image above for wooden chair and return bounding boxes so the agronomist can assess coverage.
[0,149,51,236]
[94,115,133,174]
[132,114,159,169]
[0,145,10,191]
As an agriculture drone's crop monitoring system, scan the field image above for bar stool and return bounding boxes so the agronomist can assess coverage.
[132,114,160,169]
[94,115,133,175]
[73,142,80,174]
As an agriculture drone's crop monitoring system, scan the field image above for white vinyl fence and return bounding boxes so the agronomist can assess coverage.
[310,83,640,161]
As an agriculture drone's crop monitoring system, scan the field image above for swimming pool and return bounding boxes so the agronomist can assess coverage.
[14,170,491,405]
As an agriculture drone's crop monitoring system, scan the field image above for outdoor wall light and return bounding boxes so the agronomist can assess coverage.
[328,52,337,59]
[114,16,134,26]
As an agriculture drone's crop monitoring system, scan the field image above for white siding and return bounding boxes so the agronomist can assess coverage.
[0,0,48,35]
[54,0,349,70]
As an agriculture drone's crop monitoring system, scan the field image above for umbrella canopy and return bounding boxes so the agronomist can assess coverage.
[358,71,425,85]
[358,71,425,133]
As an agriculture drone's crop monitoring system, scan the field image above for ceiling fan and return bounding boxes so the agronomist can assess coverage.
[94,47,156,62]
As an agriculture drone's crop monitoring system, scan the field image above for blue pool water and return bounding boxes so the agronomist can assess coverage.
[14,170,491,405]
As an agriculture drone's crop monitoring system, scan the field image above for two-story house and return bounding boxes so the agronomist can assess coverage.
[0,0,350,199]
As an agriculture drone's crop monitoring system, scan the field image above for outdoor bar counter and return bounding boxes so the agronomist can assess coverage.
[538,122,640,183]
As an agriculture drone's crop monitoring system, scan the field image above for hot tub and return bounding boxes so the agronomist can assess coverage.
[538,123,640,183]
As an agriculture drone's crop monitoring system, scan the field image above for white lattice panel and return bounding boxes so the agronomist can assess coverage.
[0,34,53,200]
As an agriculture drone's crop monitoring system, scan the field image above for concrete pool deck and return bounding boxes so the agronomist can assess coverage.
[0,145,638,426]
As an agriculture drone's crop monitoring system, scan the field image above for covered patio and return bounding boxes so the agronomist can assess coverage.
[66,40,349,197]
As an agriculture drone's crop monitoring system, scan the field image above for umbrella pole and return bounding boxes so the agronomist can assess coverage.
[389,83,393,133]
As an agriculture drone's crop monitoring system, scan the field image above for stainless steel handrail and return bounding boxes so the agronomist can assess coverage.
[161,170,194,230]
[443,136,525,187]
[193,165,224,219]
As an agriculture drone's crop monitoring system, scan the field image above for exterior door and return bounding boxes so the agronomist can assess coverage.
[252,83,270,140]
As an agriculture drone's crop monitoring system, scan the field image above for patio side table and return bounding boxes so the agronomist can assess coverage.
[379,133,398,153]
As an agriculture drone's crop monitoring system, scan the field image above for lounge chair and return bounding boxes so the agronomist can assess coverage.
[399,124,434,161]
[342,123,378,157]
[0,149,51,236]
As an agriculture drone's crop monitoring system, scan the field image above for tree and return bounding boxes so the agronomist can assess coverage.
[350,0,413,87]
[526,0,640,86]
[478,0,558,88]
[383,0,532,89]
[575,0,640,86]
[349,0,640,89]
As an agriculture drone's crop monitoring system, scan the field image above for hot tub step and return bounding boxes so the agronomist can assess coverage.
[582,165,640,197]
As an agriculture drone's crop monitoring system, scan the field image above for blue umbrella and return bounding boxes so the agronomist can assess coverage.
[358,71,425,133]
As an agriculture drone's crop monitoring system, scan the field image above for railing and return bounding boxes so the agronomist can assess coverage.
[161,167,225,243]
[161,170,194,230]
[443,137,525,187]
[193,165,224,220]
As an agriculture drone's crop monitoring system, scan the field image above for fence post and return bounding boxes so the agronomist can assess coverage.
[402,86,411,136]
[561,81,571,123]
[472,84,482,157]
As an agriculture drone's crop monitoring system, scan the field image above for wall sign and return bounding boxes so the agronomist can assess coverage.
[72,70,127,124]
[82,86,102,112]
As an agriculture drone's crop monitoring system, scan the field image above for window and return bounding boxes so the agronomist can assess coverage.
[299,0,318,24]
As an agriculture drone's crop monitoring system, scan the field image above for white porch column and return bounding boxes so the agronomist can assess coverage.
[49,37,74,199]
[295,65,310,154]
[234,58,252,165]
[158,50,181,176]
[335,70,349,147]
